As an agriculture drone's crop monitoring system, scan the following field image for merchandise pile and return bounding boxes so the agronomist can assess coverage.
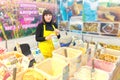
[0,40,120,80]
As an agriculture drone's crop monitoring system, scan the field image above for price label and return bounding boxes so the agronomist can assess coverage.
[21,56,30,69]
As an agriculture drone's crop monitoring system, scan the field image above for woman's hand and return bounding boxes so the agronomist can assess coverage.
[54,29,60,35]
[45,34,55,40]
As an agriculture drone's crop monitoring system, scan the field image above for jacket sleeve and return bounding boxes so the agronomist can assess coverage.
[35,23,46,42]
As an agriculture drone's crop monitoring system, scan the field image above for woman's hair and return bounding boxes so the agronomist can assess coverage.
[42,9,53,24]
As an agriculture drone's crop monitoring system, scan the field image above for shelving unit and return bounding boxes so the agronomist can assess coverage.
[65,31,120,46]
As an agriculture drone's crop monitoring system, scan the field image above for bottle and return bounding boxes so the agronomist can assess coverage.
[34,48,44,63]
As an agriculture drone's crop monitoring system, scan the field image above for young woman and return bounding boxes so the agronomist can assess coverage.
[35,9,60,59]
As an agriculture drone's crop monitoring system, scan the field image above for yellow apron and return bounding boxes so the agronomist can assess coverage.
[38,25,56,59]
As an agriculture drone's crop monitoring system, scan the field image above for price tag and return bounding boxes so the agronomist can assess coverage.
[90,2,98,10]
[63,64,69,80]
[21,56,30,69]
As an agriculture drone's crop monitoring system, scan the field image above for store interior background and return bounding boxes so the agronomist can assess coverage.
[0,0,120,80]
[0,0,120,51]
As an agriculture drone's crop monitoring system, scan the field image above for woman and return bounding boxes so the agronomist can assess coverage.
[35,9,60,59]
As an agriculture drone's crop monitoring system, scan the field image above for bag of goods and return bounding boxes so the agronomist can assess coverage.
[0,61,11,80]
[59,36,72,47]
[0,47,6,54]
[51,35,61,49]
[0,51,23,62]
[0,51,23,75]
[16,68,44,80]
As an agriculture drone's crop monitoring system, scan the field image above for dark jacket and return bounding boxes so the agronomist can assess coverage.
[35,22,60,42]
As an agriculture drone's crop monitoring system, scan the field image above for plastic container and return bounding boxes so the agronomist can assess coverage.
[105,48,120,64]
[69,46,86,54]
[87,58,116,75]
[105,48,120,56]
[52,47,82,76]
[74,66,109,80]
[84,43,120,64]
[59,36,72,47]
[34,58,69,80]
[98,53,119,65]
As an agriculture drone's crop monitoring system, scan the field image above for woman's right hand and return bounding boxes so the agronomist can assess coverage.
[45,34,55,40]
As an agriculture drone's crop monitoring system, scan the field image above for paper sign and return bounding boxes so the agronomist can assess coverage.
[21,56,30,69]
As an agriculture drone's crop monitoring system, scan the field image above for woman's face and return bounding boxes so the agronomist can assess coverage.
[44,14,52,22]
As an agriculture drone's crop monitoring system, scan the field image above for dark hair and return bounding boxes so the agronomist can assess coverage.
[42,9,53,24]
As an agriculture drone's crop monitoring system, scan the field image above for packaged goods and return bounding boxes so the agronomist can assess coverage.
[98,53,118,63]
[52,35,60,49]
[0,47,6,54]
